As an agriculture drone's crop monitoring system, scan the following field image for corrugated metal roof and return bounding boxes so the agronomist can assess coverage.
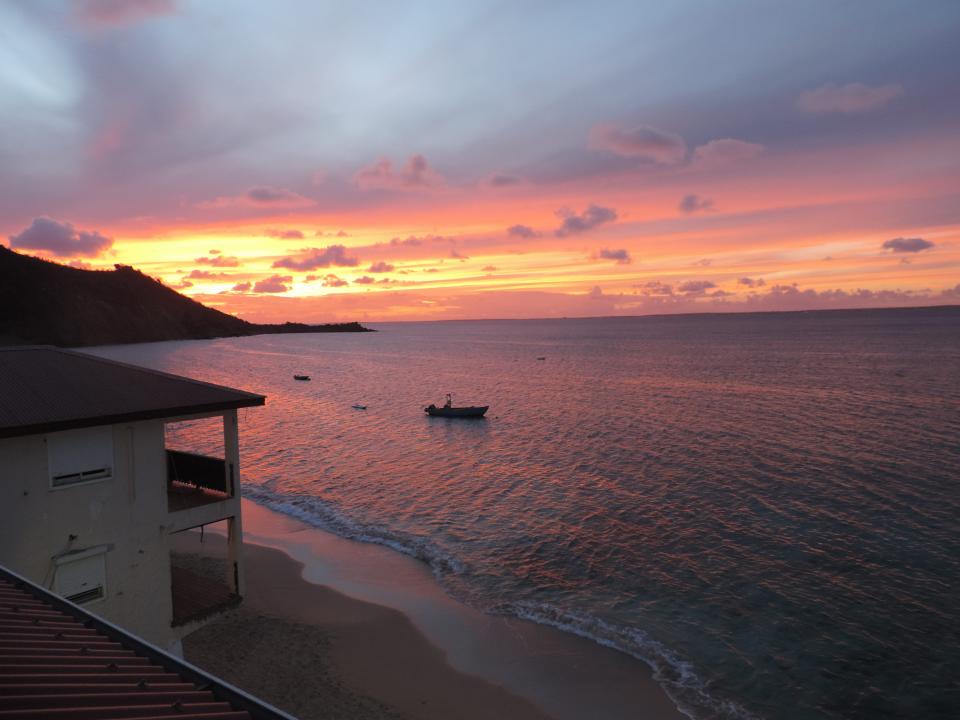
[0,565,294,720]
[0,347,264,439]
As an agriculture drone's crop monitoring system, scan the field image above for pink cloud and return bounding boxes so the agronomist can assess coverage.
[882,237,934,253]
[265,229,305,239]
[390,236,424,247]
[368,261,395,272]
[596,248,632,265]
[186,269,231,280]
[589,123,687,164]
[354,276,376,285]
[507,224,539,238]
[198,186,314,209]
[272,245,359,271]
[196,254,240,267]
[481,173,526,189]
[8,217,113,258]
[797,82,904,114]
[678,194,715,214]
[231,281,251,292]
[355,154,445,191]
[555,204,618,237]
[692,139,765,165]
[76,0,175,27]
[320,274,348,287]
[253,274,293,293]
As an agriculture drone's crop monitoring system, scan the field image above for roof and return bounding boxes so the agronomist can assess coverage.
[0,347,265,439]
[0,564,294,720]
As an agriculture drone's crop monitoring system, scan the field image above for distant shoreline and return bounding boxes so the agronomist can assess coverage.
[0,321,375,349]
[363,302,960,325]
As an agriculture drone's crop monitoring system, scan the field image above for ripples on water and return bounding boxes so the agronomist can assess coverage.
[92,307,960,720]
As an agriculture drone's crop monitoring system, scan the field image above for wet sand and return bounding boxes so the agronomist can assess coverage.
[184,542,553,719]
[180,501,685,720]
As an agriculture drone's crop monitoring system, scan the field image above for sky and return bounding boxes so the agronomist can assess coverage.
[2,0,959,322]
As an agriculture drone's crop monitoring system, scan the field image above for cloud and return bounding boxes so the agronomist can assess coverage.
[355,154,445,191]
[390,236,424,246]
[450,249,468,260]
[253,274,293,293]
[635,281,673,296]
[354,276,375,285]
[482,265,497,272]
[170,279,193,290]
[231,281,251,292]
[266,229,305,239]
[678,280,716,295]
[738,277,766,288]
[272,245,359,271]
[679,194,715,214]
[692,139,764,165]
[68,260,94,270]
[368,261,395,273]
[199,186,314,209]
[882,237,934,253]
[76,0,175,27]
[589,123,687,164]
[321,274,348,287]
[597,248,632,265]
[209,249,221,255]
[483,173,524,188]
[8,217,113,258]
[797,82,904,114]
[555,204,618,237]
[507,224,539,238]
[196,254,240,267]
[186,269,231,280]
[588,286,605,300]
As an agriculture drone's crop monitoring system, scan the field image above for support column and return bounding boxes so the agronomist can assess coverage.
[223,410,245,597]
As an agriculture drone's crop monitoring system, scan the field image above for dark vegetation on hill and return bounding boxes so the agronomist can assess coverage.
[0,247,372,347]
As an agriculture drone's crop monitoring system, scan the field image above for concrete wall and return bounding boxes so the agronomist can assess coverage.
[0,410,244,652]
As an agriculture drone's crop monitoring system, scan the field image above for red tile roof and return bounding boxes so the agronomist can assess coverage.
[0,567,292,720]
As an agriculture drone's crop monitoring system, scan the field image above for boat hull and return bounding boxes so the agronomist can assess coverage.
[425,405,488,418]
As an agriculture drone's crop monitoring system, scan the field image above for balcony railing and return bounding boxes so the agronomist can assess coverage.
[166,450,231,512]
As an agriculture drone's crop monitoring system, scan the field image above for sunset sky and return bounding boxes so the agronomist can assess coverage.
[2,0,959,322]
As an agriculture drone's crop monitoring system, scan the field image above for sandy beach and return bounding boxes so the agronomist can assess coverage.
[178,501,684,720]
[184,541,553,720]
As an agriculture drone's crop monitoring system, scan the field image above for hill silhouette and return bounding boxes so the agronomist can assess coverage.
[0,247,372,347]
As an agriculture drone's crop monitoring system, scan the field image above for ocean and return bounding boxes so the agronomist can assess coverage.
[91,306,960,720]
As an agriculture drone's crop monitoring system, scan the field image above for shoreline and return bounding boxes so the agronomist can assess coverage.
[181,499,685,720]
[183,541,550,720]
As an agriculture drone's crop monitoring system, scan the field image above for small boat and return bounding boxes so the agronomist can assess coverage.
[536,356,546,360]
[293,375,311,381]
[352,404,367,410]
[424,404,488,418]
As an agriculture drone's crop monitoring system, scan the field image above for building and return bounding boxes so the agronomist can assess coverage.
[0,562,292,720]
[0,347,265,653]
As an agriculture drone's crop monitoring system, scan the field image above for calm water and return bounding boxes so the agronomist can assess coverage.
[92,307,960,720]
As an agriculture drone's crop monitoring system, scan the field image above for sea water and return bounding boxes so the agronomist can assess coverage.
[91,307,960,719]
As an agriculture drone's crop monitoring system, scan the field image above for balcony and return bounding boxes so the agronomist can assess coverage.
[166,449,232,512]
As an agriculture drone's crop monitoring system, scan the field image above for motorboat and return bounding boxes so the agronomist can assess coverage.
[293,375,311,381]
[424,400,488,418]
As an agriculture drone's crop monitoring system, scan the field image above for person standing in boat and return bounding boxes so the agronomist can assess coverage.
[444,393,452,408]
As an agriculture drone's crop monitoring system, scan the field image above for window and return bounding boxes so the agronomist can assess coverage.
[54,548,107,605]
[47,426,114,488]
